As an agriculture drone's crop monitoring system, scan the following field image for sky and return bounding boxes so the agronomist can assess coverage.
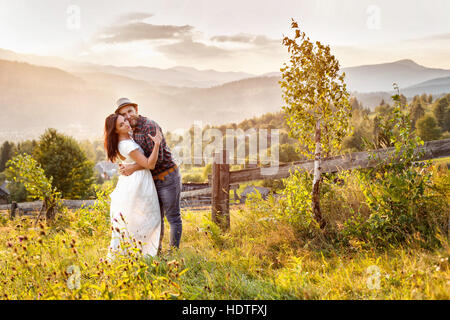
[0,0,449,74]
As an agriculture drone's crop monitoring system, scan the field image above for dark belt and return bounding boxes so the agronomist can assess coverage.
[153,165,178,181]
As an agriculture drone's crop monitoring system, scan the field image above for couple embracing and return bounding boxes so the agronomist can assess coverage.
[104,98,182,260]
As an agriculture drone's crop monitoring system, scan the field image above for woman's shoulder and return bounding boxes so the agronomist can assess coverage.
[118,139,139,154]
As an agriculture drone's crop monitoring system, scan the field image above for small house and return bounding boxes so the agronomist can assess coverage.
[0,182,10,205]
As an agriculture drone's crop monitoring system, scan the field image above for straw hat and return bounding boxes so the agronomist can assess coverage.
[114,97,138,114]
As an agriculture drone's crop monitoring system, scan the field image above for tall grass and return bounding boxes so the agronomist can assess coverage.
[0,165,449,300]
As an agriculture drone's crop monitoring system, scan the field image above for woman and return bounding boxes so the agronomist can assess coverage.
[104,113,162,260]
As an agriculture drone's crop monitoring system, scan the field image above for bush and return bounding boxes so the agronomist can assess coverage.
[182,173,204,183]
[34,129,95,199]
[343,90,449,248]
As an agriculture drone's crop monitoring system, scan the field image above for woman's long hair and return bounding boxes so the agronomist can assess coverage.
[104,113,120,162]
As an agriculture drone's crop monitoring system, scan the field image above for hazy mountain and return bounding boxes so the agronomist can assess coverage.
[134,76,283,130]
[401,76,450,96]
[0,48,255,88]
[0,48,87,71]
[342,59,450,93]
[2,51,450,142]
[68,64,254,88]
[0,59,280,141]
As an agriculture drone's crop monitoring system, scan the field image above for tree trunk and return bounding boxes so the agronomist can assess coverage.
[45,198,56,223]
[312,119,326,228]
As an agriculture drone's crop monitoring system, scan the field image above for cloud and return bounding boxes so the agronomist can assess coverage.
[210,33,280,47]
[157,39,230,60]
[96,22,194,44]
[114,12,154,24]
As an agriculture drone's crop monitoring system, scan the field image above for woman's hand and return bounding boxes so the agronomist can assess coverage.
[148,129,162,145]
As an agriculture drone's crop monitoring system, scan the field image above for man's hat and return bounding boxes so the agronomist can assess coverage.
[115,97,138,114]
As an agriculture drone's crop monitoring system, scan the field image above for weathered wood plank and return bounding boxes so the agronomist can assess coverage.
[229,138,450,184]
[181,187,212,198]
[211,152,222,226]
[219,151,230,230]
[0,199,98,211]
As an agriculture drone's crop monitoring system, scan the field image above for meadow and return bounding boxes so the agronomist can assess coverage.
[1,166,449,300]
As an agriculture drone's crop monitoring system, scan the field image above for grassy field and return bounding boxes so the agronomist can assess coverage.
[1,200,449,300]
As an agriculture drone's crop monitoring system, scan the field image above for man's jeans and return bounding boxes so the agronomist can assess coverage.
[154,167,182,250]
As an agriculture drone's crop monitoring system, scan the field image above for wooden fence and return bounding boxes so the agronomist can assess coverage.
[2,139,449,226]
[208,138,450,231]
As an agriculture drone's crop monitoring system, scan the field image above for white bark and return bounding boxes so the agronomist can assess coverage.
[313,119,322,185]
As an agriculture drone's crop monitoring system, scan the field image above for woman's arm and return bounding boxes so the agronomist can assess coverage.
[128,130,163,170]
[118,162,144,176]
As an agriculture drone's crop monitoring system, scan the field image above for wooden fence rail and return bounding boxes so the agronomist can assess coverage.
[210,138,450,231]
[2,139,449,227]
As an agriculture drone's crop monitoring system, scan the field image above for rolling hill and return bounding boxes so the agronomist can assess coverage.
[342,59,450,93]
[1,50,450,142]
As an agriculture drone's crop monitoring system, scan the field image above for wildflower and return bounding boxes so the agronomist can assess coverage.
[40,231,46,236]
[6,242,13,248]
[73,248,78,254]
[435,266,440,272]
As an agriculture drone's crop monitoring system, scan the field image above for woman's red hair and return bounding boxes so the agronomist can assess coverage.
[104,113,120,163]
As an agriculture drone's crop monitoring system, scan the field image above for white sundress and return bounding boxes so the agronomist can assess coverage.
[107,139,161,260]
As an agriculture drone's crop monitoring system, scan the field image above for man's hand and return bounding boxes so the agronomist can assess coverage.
[118,163,139,176]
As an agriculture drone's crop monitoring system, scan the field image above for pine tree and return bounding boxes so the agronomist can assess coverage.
[416,115,442,141]
[0,141,16,172]
[410,101,425,130]
[432,95,450,132]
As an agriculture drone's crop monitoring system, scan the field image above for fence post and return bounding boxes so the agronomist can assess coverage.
[9,201,17,220]
[211,150,230,231]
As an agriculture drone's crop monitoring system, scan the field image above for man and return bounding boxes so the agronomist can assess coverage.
[114,97,182,252]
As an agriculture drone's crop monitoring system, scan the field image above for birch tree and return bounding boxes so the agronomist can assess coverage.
[280,19,352,228]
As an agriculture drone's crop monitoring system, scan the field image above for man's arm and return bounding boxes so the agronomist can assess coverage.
[145,120,165,163]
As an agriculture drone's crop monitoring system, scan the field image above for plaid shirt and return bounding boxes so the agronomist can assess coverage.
[132,115,176,176]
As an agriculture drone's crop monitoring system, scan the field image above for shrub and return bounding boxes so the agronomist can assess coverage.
[343,88,449,248]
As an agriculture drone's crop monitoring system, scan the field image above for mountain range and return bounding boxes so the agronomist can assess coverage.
[0,48,449,141]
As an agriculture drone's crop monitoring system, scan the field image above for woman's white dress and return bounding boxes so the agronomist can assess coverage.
[107,139,161,260]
